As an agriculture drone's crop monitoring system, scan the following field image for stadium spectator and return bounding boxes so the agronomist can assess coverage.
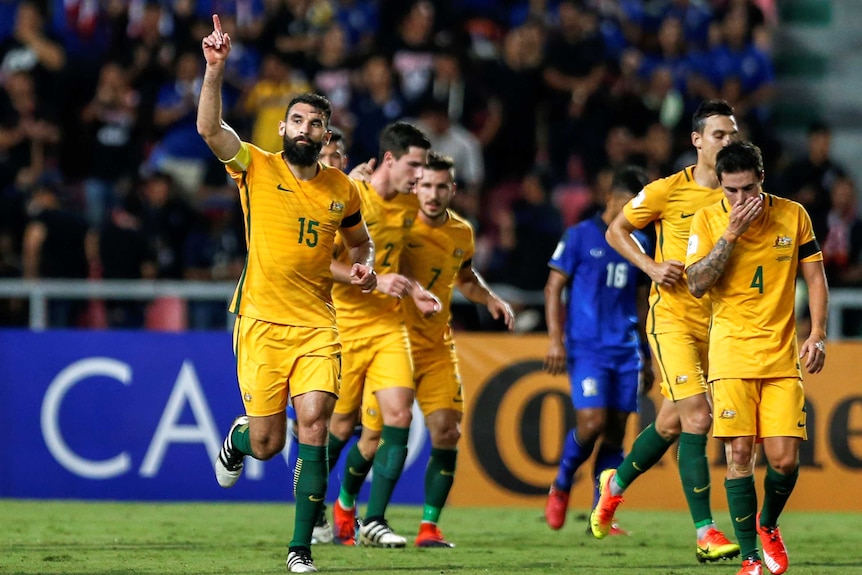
[94,201,156,329]
[243,52,312,153]
[79,60,141,227]
[348,53,406,164]
[821,175,862,335]
[481,21,544,189]
[21,179,90,327]
[414,98,485,213]
[384,0,439,115]
[306,23,358,133]
[0,0,66,101]
[147,50,217,195]
[138,170,196,280]
[542,0,609,184]
[781,121,847,242]
[0,69,61,193]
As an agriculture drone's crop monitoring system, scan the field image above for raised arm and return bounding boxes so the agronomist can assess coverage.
[196,14,241,161]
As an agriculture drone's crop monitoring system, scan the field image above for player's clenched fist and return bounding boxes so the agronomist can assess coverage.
[202,14,231,64]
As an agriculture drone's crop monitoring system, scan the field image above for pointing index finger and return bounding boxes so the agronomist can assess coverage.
[212,14,222,34]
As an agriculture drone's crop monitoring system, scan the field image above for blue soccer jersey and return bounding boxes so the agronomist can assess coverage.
[548,214,649,355]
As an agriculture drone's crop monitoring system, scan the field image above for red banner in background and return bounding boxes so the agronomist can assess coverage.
[449,334,862,512]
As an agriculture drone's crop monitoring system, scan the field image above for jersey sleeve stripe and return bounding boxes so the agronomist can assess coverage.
[799,239,821,260]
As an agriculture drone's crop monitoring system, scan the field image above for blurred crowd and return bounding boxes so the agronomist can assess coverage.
[0,0,860,332]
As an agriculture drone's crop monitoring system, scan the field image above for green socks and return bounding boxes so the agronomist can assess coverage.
[725,475,759,560]
[231,420,252,456]
[327,433,348,474]
[423,448,457,523]
[364,425,409,521]
[338,443,373,509]
[760,464,798,528]
[614,423,673,492]
[678,432,713,527]
[290,444,328,549]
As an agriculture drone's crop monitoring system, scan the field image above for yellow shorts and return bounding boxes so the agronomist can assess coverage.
[233,316,341,417]
[333,325,414,430]
[711,377,807,440]
[649,330,708,402]
[413,343,464,416]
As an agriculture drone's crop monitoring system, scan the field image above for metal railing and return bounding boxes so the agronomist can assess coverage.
[0,279,547,332]
[0,279,859,338]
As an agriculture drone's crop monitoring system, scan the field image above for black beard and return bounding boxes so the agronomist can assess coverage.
[282,136,323,166]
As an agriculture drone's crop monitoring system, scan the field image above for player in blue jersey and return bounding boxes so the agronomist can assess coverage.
[543,165,654,532]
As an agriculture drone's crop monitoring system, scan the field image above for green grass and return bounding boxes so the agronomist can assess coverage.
[1,500,858,574]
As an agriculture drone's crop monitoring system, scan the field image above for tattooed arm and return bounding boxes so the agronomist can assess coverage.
[687,237,738,298]
[687,194,764,298]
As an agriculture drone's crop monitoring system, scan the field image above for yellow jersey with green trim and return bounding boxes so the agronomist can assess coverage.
[223,142,362,327]
[402,210,475,352]
[332,181,419,338]
[685,193,822,379]
[622,166,724,336]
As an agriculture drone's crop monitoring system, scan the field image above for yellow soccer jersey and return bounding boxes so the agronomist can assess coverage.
[224,142,362,327]
[623,166,724,336]
[685,194,822,380]
[333,181,419,338]
[402,210,475,352]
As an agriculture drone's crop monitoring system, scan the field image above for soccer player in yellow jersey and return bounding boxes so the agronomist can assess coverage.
[593,100,740,561]
[197,15,376,574]
[328,122,441,548]
[686,142,828,575]
[403,152,515,547]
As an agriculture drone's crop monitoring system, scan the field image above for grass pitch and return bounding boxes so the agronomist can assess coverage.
[1,500,857,574]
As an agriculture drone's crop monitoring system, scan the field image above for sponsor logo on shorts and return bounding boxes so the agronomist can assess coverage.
[719,409,736,419]
[243,392,253,403]
[675,375,688,384]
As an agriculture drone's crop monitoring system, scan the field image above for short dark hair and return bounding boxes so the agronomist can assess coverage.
[379,121,431,161]
[692,99,735,134]
[328,127,345,146]
[715,141,764,181]
[807,120,830,136]
[285,93,333,125]
[611,165,649,196]
[426,150,455,176]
